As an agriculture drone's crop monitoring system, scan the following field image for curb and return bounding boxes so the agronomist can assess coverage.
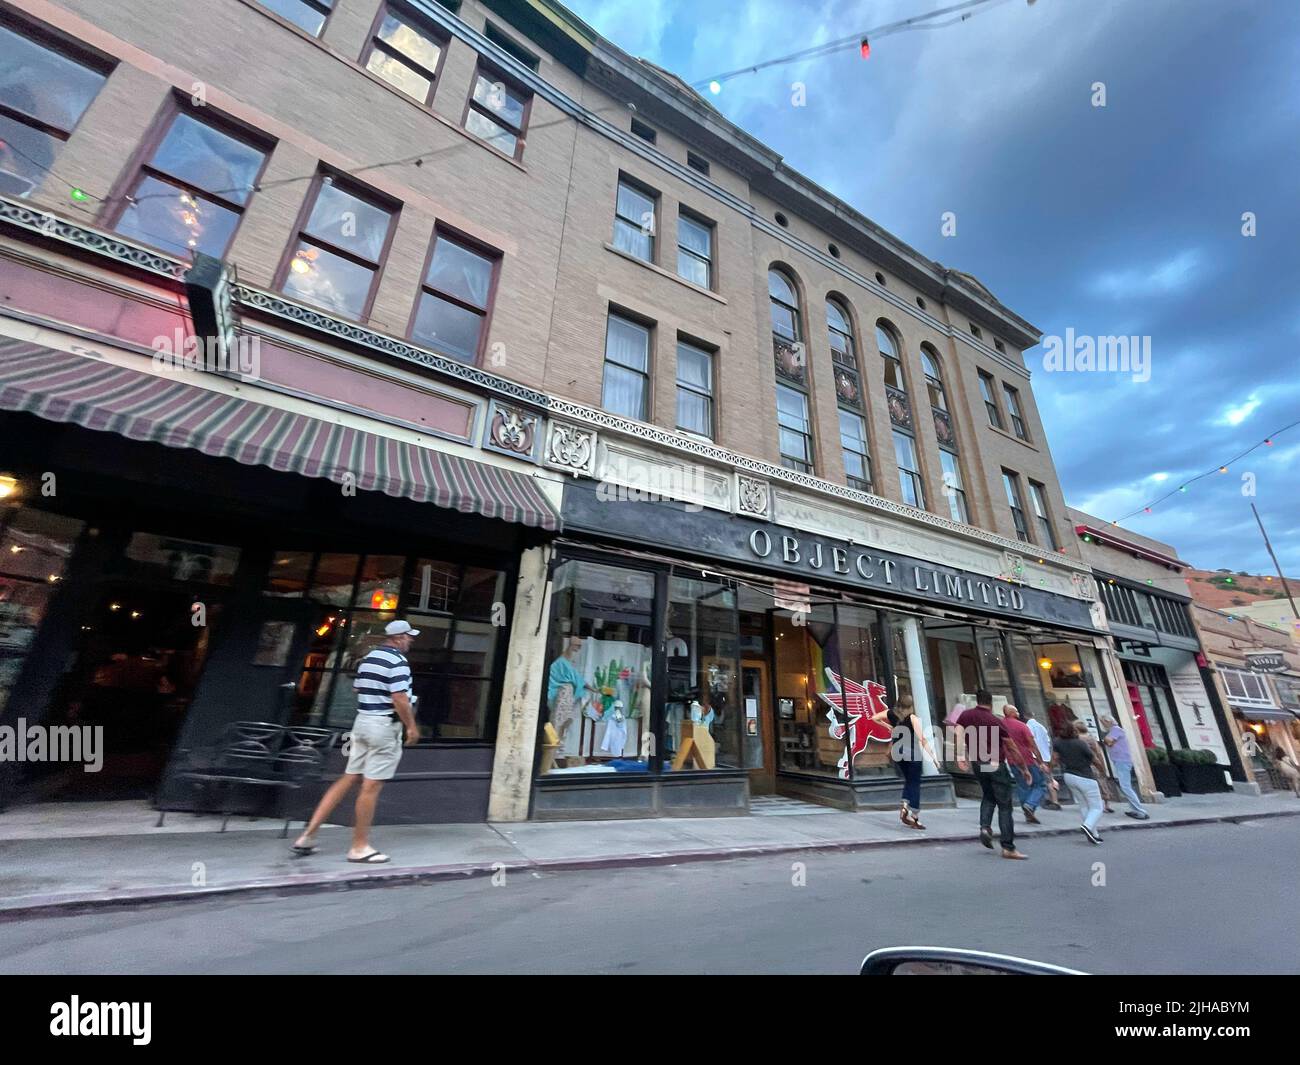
[2,807,1297,921]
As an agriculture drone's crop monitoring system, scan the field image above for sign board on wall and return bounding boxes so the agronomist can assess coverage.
[1166,656,1231,765]
[1245,651,1286,673]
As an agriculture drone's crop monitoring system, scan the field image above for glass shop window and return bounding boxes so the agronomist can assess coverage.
[540,560,655,774]
[663,575,739,772]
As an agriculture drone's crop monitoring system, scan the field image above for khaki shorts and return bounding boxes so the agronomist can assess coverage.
[345,713,404,780]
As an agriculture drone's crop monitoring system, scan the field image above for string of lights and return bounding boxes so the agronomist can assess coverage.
[691,0,1017,94]
[1105,418,1300,527]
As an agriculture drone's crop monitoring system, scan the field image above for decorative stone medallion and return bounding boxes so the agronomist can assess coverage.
[483,399,541,462]
[736,474,771,519]
[545,420,597,477]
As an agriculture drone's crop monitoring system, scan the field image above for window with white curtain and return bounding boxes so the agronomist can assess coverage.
[675,340,713,438]
[602,313,651,420]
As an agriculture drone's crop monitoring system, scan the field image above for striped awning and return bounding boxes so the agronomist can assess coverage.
[0,338,559,531]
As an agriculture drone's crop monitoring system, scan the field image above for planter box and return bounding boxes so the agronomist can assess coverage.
[1175,762,1230,794]
[1150,762,1182,798]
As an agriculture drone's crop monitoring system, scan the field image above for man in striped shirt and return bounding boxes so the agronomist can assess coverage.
[293,620,421,863]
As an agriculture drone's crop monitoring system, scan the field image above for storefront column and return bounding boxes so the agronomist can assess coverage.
[900,616,941,775]
[1093,638,1157,802]
[487,544,554,822]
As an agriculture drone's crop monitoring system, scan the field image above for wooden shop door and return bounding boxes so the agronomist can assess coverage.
[742,660,776,794]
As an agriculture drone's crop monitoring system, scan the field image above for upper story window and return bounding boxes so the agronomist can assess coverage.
[613,176,656,262]
[1002,469,1030,542]
[1028,481,1056,549]
[920,348,946,412]
[969,322,983,339]
[939,450,968,523]
[675,339,714,439]
[828,298,863,410]
[687,151,710,176]
[483,21,541,71]
[978,370,1004,429]
[362,4,446,105]
[410,230,498,364]
[776,384,813,473]
[280,172,397,320]
[602,312,650,421]
[769,270,801,343]
[114,104,270,258]
[464,64,530,159]
[1220,668,1275,708]
[839,409,871,492]
[876,322,905,391]
[1003,383,1029,440]
[893,431,925,509]
[258,0,334,36]
[0,20,110,198]
[676,210,713,288]
[630,117,656,144]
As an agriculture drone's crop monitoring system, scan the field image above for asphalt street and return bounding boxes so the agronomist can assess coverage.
[1,818,1295,974]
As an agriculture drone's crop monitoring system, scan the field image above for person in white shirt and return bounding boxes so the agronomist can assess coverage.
[1024,711,1060,810]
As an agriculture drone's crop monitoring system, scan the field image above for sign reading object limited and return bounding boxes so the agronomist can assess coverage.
[561,482,1097,632]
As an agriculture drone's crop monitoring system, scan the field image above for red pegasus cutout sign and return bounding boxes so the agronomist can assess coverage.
[818,668,892,779]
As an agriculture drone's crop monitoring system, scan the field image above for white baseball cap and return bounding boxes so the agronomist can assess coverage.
[384,620,421,637]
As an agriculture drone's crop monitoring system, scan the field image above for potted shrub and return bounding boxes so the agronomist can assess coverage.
[1145,745,1181,797]
[1171,747,1230,793]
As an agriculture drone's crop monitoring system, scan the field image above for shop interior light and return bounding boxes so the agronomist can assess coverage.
[0,474,18,500]
[1038,658,1052,670]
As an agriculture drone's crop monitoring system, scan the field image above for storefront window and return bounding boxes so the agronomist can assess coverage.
[664,576,739,771]
[1006,633,1049,723]
[540,560,655,774]
[282,551,508,738]
[0,507,84,712]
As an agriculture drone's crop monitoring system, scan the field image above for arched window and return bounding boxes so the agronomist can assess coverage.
[770,268,811,472]
[827,299,854,366]
[876,321,905,391]
[769,269,800,342]
[920,348,946,412]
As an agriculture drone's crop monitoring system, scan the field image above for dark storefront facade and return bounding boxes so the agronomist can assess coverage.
[529,481,1118,819]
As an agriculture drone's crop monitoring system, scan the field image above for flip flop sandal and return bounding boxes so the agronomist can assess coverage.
[347,850,390,864]
[291,840,318,855]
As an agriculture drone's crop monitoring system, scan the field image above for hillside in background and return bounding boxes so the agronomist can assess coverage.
[1184,568,1298,611]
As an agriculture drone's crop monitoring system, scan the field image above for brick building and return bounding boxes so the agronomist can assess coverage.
[0,0,1136,822]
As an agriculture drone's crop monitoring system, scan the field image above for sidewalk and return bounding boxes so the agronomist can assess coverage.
[1,791,1296,919]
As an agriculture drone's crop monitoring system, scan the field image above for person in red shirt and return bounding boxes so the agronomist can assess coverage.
[956,690,1032,860]
[1001,705,1051,824]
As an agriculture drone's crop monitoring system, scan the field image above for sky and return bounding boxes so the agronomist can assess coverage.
[563,0,1300,580]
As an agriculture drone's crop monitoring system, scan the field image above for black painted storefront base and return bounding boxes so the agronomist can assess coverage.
[777,772,956,811]
[531,771,750,820]
[159,745,495,826]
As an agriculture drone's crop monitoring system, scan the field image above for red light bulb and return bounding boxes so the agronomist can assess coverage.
[860,38,871,59]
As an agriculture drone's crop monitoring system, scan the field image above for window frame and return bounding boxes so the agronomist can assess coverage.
[1002,469,1031,542]
[407,224,501,366]
[359,1,450,107]
[979,370,1004,429]
[0,11,113,154]
[674,336,715,440]
[105,93,273,258]
[686,151,710,177]
[274,167,400,322]
[776,382,814,473]
[675,208,714,289]
[630,117,657,144]
[876,321,906,392]
[1003,383,1029,440]
[613,174,658,264]
[838,408,872,492]
[939,448,968,524]
[892,429,925,509]
[601,309,653,422]
[254,0,336,37]
[920,347,947,412]
[461,60,532,161]
[1027,480,1056,550]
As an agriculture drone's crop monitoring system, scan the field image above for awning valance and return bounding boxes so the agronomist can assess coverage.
[0,338,559,531]
[1233,707,1296,723]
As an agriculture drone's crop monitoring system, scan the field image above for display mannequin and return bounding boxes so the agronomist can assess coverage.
[547,636,595,747]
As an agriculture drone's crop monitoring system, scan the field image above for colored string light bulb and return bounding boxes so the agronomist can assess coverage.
[708,80,722,95]
[69,187,88,202]
[860,38,871,59]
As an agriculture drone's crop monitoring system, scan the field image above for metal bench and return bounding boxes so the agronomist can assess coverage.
[158,722,339,836]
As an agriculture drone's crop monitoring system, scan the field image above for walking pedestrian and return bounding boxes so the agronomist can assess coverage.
[870,694,938,830]
[956,689,1032,860]
[1023,710,1061,809]
[1001,705,1050,824]
[1100,715,1150,819]
[292,620,422,863]
[1056,719,1108,844]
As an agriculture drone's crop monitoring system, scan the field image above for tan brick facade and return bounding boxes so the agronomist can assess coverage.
[8,0,1077,557]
